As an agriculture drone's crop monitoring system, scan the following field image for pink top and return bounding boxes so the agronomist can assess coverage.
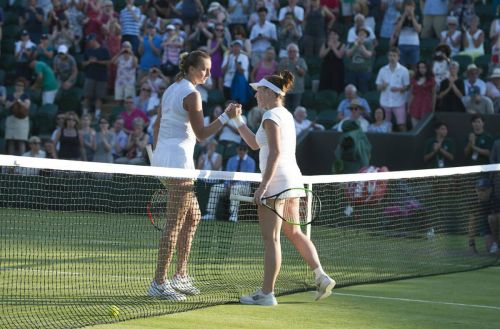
[486,81,500,99]
[120,108,150,132]
[254,60,278,83]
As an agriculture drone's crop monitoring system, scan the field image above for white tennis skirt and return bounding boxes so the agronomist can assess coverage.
[152,140,195,170]
[265,172,304,198]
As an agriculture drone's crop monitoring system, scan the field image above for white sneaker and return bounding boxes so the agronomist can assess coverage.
[315,274,335,301]
[229,214,238,222]
[148,280,187,301]
[201,213,215,221]
[489,242,498,254]
[171,275,200,295]
[240,289,277,306]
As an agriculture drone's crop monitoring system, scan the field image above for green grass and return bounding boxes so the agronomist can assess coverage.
[91,267,500,329]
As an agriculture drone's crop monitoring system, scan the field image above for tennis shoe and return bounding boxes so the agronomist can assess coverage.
[148,280,187,301]
[489,242,498,254]
[201,213,215,221]
[315,274,335,301]
[171,275,200,295]
[240,289,277,306]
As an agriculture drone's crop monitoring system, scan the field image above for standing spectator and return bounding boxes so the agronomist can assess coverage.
[143,6,164,33]
[380,0,402,39]
[491,138,500,164]
[94,117,115,163]
[187,16,213,51]
[344,27,374,94]
[112,41,138,102]
[15,30,37,82]
[367,107,392,133]
[463,86,494,115]
[251,47,278,83]
[180,0,204,32]
[490,4,500,45]
[196,140,223,170]
[119,0,142,55]
[346,13,376,43]
[65,0,87,53]
[278,43,307,111]
[423,121,455,168]
[301,0,335,58]
[111,117,128,161]
[432,44,451,88]
[464,63,486,96]
[160,24,185,85]
[228,0,250,27]
[319,28,345,92]
[139,24,163,80]
[0,7,3,57]
[202,143,256,222]
[119,95,150,134]
[376,47,410,132]
[448,0,476,29]
[208,23,229,90]
[20,0,45,43]
[408,61,435,128]
[336,84,371,121]
[134,83,154,114]
[461,15,484,59]
[54,111,85,161]
[50,15,75,51]
[249,7,278,66]
[420,0,448,39]
[82,33,110,119]
[391,0,421,70]
[79,113,96,161]
[278,0,305,25]
[51,112,66,151]
[464,114,494,166]
[30,60,59,105]
[294,106,325,136]
[232,24,252,57]
[35,34,54,65]
[277,11,302,59]
[436,61,465,112]
[139,67,168,98]
[222,40,251,101]
[23,136,46,158]
[439,16,462,57]
[115,117,148,165]
[486,68,500,113]
[53,45,78,92]
[3,78,31,156]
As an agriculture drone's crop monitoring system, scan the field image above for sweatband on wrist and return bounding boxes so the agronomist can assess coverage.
[218,113,229,125]
[232,116,245,128]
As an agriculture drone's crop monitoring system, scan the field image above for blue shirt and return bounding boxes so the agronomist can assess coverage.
[422,0,448,16]
[337,97,371,118]
[139,35,162,70]
[226,154,256,173]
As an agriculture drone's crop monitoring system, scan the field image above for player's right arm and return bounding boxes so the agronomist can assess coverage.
[185,91,228,141]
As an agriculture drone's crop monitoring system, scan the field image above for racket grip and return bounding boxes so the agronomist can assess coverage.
[229,194,255,203]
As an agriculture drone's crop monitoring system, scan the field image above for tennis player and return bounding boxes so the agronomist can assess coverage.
[148,50,239,301]
[226,71,335,305]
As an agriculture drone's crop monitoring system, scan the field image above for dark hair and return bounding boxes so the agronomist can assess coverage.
[264,70,295,96]
[175,50,211,81]
[389,46,400,55]
[257,6,268,13]
[414,61,433,80]
[232,24,247,38]
[470,114,484,122]
[372,107,385,121]
[434,121,447,130]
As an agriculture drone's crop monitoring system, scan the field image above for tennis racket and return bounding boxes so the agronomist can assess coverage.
[230,188,321,226]
[146,145,169,231]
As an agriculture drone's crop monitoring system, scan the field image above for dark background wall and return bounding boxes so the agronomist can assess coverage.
[297,113,500,175]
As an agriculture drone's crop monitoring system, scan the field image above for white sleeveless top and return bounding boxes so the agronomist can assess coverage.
[255,106,303,197]
[464,29,484,55]
[152,79,198,169]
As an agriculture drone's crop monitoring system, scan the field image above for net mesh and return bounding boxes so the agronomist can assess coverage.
[0,155,498,328]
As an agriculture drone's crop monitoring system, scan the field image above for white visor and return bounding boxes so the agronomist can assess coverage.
[249,79,285,96]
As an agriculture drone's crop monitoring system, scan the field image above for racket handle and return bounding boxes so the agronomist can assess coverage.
[230,194,255,203]
[146,144,154,163]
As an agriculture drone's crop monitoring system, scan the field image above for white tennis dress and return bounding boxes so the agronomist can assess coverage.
[152,79,197,169]
[255,106,303,197]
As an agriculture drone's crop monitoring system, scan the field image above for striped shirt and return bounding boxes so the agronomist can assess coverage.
[119,6,141,36]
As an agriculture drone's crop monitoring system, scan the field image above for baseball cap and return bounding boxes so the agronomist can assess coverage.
[231,40,243,47]
[21,30,29,36]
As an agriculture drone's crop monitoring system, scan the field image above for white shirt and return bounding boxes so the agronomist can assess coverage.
[222,52,250,88]
[249,21,278,53]
[464,79,487,96]
[336,117,369,132]
[278,5,304,23]
[219,116,247,144]
[295,119,325,136]
[347,26,376,43]
[376,63,410,107]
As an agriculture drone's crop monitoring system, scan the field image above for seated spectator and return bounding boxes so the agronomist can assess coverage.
[207,23,229,90]
[0,85,6,110]
[44,139,58,159]
[436,61,465,112]
[391,0,421,70]
[293,106,325,136]
[464,114,494,166]
[113,41,138,102]
[94,117,116,163]
[448,0,476,29]
[301,0,335,58]
[423,121,455,168]
[4,78,31,156]
[80,114,96,161]
[346,13,376,43]
[376,47,410,132]
[277,11,302,59]
[439,16,462,57]
[463,86,494,115]
[333,120,371,174]
[468,177,500,254]
[160,24,184,85]
[432,44,451,88]
[319,28,345,93]
[111,117,129,161]
[146,83,167,136]
[486,68,500,113]
[367,107,392,133]
[139,66,168,98]
[246,105,265,132]
[202,143,256,222]
[250,47,278,83]
[344,27,374,94]
[53,45,78,92]
[334,99,369,132]
[337,84,371,122]
[491,4,500,44]
[232,24,252,57]
[35,34,54,65]
[120,96,150,134]
[15,30,37,82]
[278,43,308,111]
[115,117,149,165]
[464,64,486,97]
[196,139,223,170]
[54,111,85,161]
[461,15,484,60]
[249,6,278,66]
[207,1,229,25]
[23,136,46,158]
[408,61,435,128]
[30,59,59,105]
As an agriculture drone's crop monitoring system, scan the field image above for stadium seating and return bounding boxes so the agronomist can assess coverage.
[57,87,83,113]
[315,109,337,129]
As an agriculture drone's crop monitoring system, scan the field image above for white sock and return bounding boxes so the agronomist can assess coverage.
[313,266,326,280]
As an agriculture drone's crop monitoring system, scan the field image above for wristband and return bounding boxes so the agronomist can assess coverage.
[218,112,229,125]
[232,115,245,128]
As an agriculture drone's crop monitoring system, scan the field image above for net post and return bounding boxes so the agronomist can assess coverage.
[305,183,313,239]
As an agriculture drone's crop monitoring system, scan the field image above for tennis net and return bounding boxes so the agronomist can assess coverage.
[0,155,498,328]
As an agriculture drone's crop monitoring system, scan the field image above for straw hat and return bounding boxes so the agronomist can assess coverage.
[489,68,500,79]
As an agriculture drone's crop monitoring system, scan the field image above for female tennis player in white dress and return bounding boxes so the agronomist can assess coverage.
[227,71,335,306]
[149,50,239,301]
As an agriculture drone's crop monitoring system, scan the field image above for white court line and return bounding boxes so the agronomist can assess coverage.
[334,292,500,311]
